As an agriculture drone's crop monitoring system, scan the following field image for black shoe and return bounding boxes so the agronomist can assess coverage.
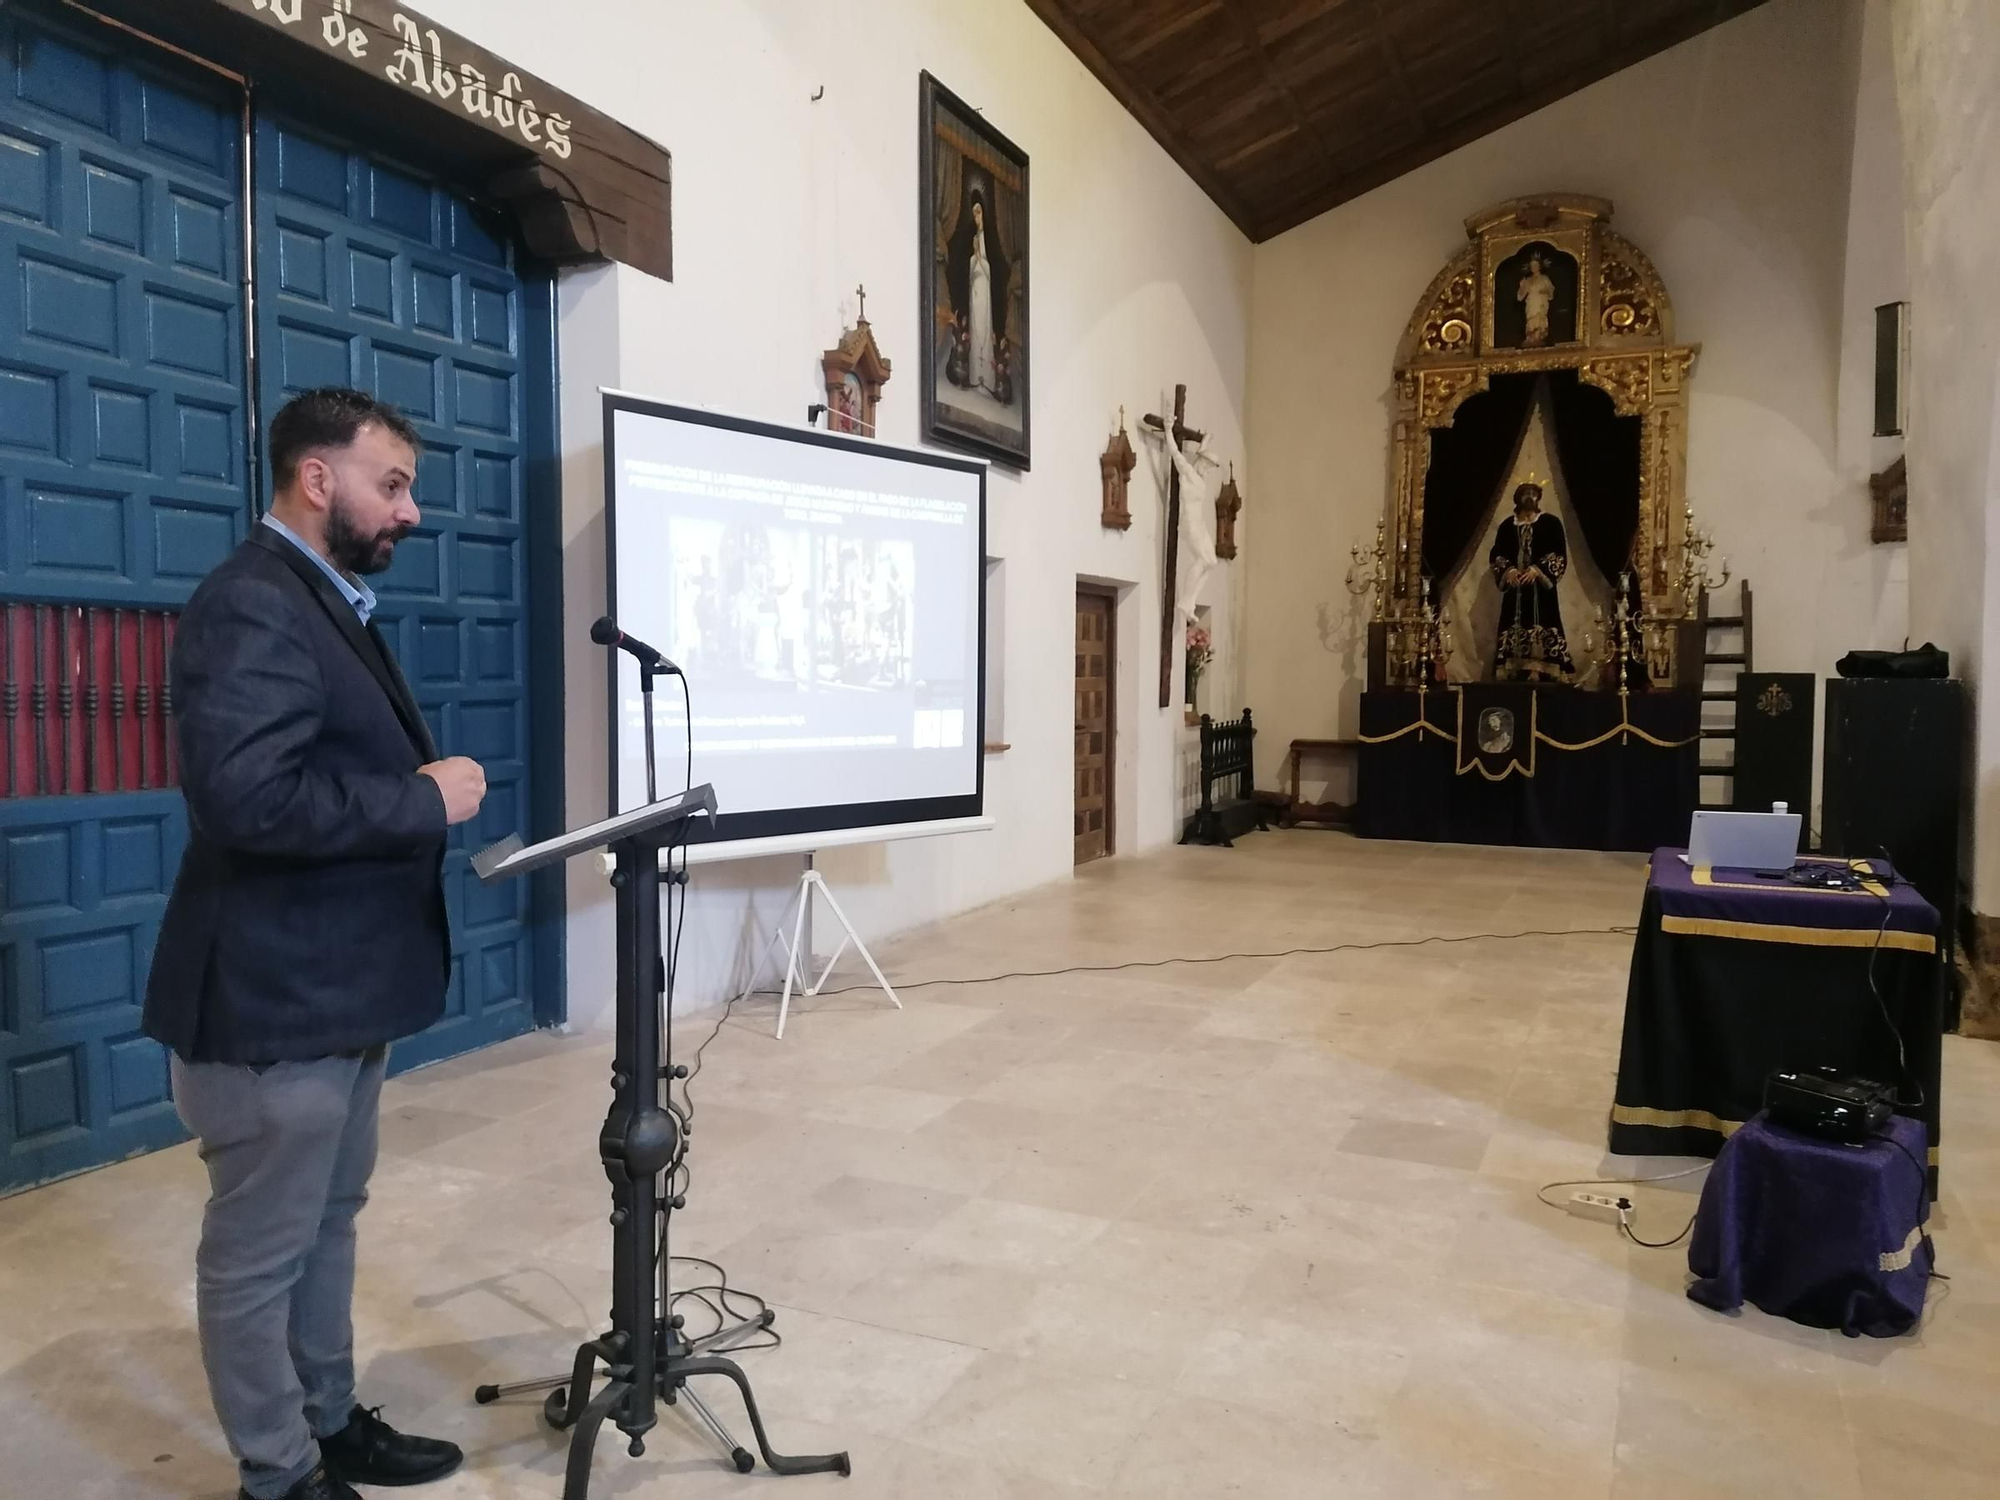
[240,1465,361,1500]
[319,1405,465,1488]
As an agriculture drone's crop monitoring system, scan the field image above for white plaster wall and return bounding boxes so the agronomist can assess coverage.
[1892,0,2000,910]
[1244,0,1902,808]
[416,0,1253,1023]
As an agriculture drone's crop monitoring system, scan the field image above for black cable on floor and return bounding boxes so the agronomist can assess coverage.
[718,923,1643,1012]
[1619,1204,1697,1250]
[665,921,1644,1329]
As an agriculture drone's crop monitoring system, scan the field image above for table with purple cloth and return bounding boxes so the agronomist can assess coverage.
[1610,850,1942,1187]
[1688,1110,1932,1337]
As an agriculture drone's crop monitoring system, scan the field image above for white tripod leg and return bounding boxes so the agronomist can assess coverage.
[809,874,901,1011]
[744,880,802,1002]
[775,872,810,1040]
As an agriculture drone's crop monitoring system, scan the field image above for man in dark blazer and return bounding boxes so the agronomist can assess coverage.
[145,388,487,1500]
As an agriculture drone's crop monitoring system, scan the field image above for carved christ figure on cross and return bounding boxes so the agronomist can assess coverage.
[1142,386,1217,706]
[1161,435,1220,622]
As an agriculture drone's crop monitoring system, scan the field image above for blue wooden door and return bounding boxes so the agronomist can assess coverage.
[0,6,248,1190]
[253,114,537,1073]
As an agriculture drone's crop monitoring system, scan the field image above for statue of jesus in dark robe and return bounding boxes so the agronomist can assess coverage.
[1489,481,1575,681]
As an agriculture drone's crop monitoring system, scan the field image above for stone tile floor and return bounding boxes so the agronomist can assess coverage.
[4,832,1998,1497]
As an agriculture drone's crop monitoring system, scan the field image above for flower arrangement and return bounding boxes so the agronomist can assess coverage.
[1185,621,1213,702]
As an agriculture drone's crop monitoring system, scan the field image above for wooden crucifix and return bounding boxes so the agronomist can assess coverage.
[1142,384,1205,707]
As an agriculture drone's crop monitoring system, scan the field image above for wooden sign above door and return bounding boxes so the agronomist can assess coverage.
[83,0,673,279]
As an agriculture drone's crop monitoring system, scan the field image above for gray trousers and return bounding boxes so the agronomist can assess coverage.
[172,1050,387,1500]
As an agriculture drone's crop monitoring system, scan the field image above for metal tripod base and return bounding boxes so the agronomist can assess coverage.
[477,1325,848,1494]
[471,827,848,1496]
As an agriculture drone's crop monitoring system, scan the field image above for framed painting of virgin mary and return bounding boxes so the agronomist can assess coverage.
[919,71,1031,469]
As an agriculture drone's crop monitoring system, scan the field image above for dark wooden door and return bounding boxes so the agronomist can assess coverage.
[1074,589,1113,865]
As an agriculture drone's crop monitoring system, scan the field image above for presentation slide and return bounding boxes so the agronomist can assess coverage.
[605,396,986,841]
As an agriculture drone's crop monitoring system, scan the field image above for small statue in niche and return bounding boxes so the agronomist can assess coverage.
[820,284,892,436]
[1493,241,1578,349]
[1214,464,1242,560]
[1518,253,1556,348]
[1099,409,1136,530]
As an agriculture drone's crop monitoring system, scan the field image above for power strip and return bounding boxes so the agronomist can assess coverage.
[1566,1191,1631,1225]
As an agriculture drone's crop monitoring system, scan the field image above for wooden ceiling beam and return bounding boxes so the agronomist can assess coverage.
[1365,0,1428,138]
[1595,0,1619,63]
[1494,0,1531,94]
[1249,0,1765,240]
[1220,2,1342,170]
[1028,0,1772,243]
[1214,121,1303,172]
[1117,0,1224,60]
[1021,0,1259,235]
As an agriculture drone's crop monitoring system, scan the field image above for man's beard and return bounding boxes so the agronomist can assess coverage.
[325,491,410,576]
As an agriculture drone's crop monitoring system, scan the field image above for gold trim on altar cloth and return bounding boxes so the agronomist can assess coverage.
[1610,1103,1745,1136]
[1358,717,1452,745]
[1535,713,1698,752]
[1356,688,1697,769]
[1657,915,1936,954]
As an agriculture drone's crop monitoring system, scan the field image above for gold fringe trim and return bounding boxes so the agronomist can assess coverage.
[1536,720,1699,751]
[1358,718,1452,745]
[1610,1104,1745,1136]
[1658,915,1936,953]
[1358,691,1697,761]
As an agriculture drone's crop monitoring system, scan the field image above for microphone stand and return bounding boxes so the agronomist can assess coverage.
[472,651,849,1495]
[641,657,660,802]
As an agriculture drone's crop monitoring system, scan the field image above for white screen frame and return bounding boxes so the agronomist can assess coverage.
[602,390,988,846]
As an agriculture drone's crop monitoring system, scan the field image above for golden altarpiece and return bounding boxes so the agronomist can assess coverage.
[1364,194,1705,688]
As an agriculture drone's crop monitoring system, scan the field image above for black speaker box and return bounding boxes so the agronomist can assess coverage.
[1732,673,1815,815]
[1822,677,1965,1021]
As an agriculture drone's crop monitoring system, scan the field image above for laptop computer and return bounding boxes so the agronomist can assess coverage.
[1685,809,1803,873]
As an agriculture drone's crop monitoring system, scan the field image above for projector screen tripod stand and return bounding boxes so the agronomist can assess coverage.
[467,786,849,1495]
[756,850,901,1039]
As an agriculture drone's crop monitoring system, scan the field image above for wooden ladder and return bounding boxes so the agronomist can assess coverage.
[1696,583,1752,811]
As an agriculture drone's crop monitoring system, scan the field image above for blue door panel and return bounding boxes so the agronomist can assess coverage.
[0,5,242,1193]
[2,7,549,1194]
[0,14,248,611]
[254,115,537,1076]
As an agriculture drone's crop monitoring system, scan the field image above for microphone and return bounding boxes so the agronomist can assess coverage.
[590,615,682,676]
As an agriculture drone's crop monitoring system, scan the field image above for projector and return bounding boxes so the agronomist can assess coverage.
[1763,1066,1895,1144]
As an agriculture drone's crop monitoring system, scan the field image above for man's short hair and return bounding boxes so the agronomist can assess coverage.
[268,387,421,491]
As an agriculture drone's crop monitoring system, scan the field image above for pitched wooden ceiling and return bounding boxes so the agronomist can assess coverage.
[1023,0,1771,242]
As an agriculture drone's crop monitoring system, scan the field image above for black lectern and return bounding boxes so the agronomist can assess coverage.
[469,784,849,1497]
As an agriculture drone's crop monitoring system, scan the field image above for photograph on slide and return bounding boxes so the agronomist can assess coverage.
[664,519,917,696]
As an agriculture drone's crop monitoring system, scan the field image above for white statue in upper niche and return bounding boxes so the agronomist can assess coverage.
[1518,253,1556,347]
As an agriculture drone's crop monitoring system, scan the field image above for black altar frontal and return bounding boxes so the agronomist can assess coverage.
[1357,683,1698,851]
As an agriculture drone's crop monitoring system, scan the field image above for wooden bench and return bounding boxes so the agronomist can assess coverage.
[1282,737,1359,828]
[1182,708,1268,847]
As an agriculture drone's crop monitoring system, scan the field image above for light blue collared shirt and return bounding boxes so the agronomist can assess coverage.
[261,512,377,625]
